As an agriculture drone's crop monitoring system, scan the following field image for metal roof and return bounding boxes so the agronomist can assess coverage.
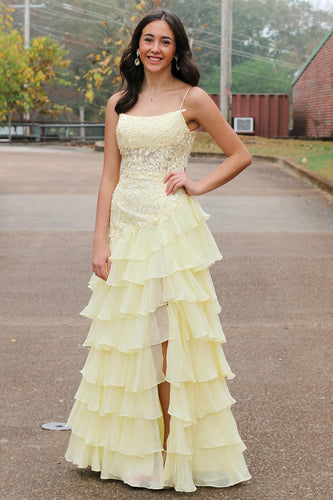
[292,25,333,86]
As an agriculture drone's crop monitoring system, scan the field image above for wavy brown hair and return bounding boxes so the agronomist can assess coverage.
[115,9,200,114]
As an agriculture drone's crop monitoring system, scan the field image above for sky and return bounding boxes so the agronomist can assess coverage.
[307,0,333,9]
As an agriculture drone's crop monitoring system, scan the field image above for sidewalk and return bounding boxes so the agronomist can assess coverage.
[1,146,332,499]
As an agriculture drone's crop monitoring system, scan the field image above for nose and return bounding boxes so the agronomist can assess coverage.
[151,40,160,53]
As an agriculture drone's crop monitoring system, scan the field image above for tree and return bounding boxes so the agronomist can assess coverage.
[0,3,70,139]
[26,36,71,115]
[0,30,31,140]
[199,0,332,94]
[200,59,293,94]
[232,59,293,94]
[4,0,332,119]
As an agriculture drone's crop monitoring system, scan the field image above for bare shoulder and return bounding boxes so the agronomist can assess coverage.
[185,86,220,125]
[106,91,124,112]
[187,86,212,108]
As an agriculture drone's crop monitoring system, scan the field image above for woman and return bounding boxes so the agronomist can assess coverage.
[65,8,252,492]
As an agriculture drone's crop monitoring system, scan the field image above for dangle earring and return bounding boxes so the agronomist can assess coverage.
[134,49,140,67]
[174,55,180,71]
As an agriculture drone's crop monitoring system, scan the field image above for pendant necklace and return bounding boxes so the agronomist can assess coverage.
[140,87,177,102]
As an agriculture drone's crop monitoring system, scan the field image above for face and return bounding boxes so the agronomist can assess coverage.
[138,20,176,73]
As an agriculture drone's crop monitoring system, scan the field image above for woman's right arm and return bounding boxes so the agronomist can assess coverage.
[92,93,122,281]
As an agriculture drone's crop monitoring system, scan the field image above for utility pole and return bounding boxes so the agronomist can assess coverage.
[10,2,45,130]
[187,12,199,51]
[24,0,30,48]
[220,0,232,124]
[10,2,45,48]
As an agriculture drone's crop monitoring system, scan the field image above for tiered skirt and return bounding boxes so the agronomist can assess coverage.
[65,195,251,492]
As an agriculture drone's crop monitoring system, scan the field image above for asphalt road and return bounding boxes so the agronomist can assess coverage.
[0,145,332,500]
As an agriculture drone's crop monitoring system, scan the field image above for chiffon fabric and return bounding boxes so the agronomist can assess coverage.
[65,90,251,492]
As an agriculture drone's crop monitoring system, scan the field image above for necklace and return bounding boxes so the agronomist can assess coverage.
[140,86,182,102]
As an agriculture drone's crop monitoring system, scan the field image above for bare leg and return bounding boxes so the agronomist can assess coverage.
[158,340,170,450]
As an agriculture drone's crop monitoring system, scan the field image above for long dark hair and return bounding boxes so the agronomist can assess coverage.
[115,9,200,114]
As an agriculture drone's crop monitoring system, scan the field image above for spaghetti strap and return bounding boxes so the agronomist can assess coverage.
[180,86,192,110]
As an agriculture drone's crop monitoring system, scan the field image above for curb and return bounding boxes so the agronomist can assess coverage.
[94,142,333,196]
[252,154,333,196]
[190,152,333,195]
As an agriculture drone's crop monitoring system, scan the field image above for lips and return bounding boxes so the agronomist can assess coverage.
[147,56,163,62]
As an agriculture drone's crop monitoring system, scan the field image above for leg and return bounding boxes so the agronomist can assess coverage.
[158,340,170,450]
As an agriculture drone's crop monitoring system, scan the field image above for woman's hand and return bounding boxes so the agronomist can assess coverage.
[92,240,111,281]
[164,170,201,196]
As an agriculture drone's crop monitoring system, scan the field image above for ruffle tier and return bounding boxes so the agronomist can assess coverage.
[65,195,251,492]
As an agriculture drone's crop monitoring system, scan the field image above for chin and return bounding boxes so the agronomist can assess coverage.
[145,63,172,73]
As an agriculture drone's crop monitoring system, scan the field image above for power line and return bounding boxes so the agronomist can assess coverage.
[192,34,299,68]
[31,5,109,26]
[201,29,303,60]
[50,1,126,27]
[23,0,300,73]
[31,24,99,47]
[29,22,98,45]
[231,48,298,68]
[194,38,298,68]
[83,0,135,16]
[232,68,293,84]
[34,5,300,69]
[204,61,295,83]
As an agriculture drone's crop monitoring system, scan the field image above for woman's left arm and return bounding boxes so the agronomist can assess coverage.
[164,87,252,196]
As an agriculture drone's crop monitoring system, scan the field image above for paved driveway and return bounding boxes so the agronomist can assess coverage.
[1,145,332,499]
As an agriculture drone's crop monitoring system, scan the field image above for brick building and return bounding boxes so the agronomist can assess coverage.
[292,27,333,138]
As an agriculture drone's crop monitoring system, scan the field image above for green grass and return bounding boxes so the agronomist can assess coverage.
[193,132,333,183]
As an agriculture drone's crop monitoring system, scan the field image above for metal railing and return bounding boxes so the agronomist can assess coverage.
[0,123,105,142]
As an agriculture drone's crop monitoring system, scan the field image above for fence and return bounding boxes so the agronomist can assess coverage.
[0,94,290,141]
[0,123,105,142]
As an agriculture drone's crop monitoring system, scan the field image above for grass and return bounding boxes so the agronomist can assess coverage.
[192,132,333,183]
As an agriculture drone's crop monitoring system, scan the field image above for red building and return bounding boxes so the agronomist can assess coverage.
[209,93,289,138]
[292,27,333,139]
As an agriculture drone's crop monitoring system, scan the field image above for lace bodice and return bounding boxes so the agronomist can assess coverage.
[116,109,195,178]
[109,109,196,244]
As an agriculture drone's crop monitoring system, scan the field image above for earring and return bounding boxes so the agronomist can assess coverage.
[134,49,140,67]
[174,55,180,71]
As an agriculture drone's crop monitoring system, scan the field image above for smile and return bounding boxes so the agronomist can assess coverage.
[147,56,163,61]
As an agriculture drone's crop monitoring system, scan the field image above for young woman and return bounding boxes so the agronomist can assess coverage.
[65,8,252,493]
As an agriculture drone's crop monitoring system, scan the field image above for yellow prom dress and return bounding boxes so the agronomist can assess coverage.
[65,94,251,492]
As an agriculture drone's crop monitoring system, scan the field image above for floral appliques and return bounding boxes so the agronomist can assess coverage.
[109,111,196,243]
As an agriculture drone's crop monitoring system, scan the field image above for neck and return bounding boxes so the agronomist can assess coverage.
[141,70,177,94]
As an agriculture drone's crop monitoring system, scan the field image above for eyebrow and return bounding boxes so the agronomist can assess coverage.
[143,32,174,41]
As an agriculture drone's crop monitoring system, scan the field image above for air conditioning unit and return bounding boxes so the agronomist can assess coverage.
[233,117,254,133]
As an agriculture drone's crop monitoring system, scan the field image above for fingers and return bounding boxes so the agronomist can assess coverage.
[164,171,181,186]
[93,265,106,281]
[92,241,111,281]
[164,171,187,195]
[97,266,108,281]
[100,265,108,281]
[92,259,111,281]
[169,179,184,195]
[164,172,176,183]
